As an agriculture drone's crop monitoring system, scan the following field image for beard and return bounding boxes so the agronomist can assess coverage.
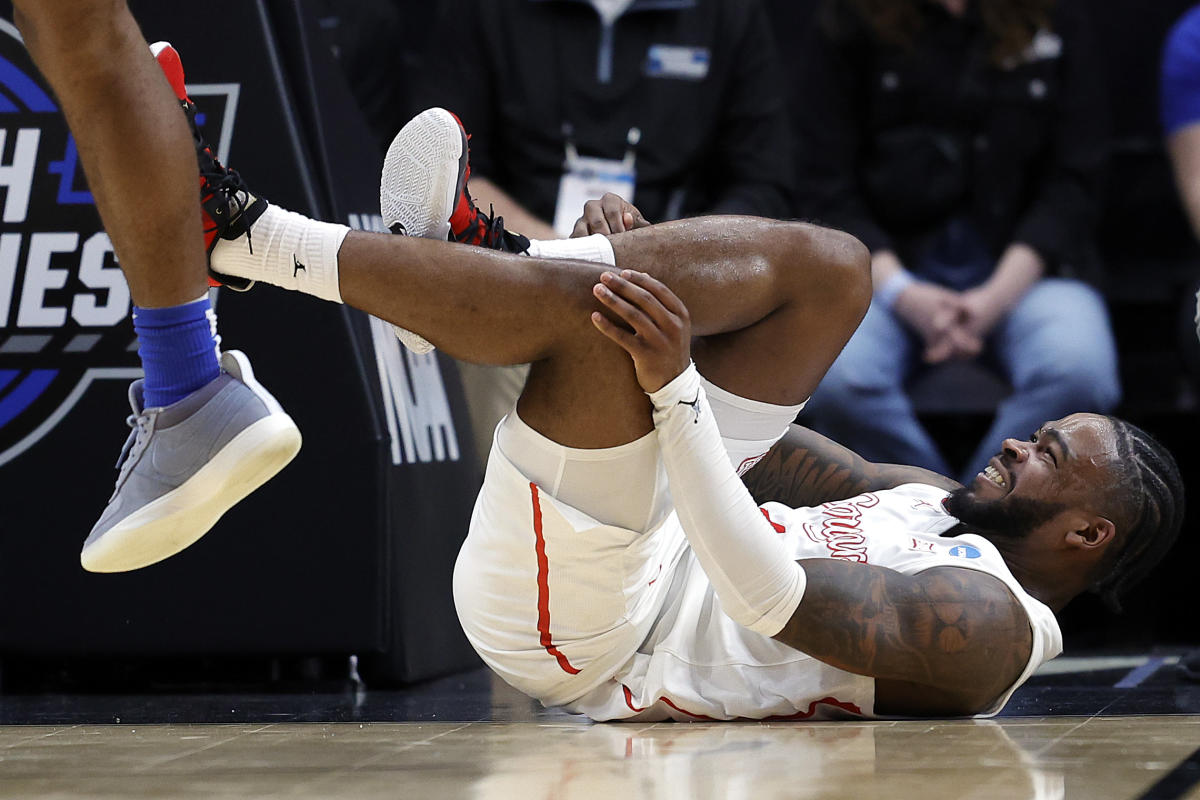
[943,487,1067,540]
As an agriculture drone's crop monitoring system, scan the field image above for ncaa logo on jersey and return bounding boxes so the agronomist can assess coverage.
[948,544,983,559]
[0,20,241,467]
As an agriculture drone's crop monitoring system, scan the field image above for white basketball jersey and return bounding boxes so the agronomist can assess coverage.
[568,483,1063,721]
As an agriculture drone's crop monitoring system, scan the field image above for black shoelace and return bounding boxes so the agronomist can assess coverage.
[185,100,255,255]
[453,203,530,253]
[199,165,255,256]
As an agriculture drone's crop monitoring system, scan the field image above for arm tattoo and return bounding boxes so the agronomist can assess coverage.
[742,424,960,508]
[743,441,872,507]
[775,561,1033,712]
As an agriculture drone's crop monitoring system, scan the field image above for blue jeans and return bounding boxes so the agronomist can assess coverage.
[801,226,1121,484]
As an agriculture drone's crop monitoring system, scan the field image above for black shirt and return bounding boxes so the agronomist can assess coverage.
[415,0,794,224]
[793,0,1110,278]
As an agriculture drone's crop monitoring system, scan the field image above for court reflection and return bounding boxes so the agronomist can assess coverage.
[466,719,1064,800]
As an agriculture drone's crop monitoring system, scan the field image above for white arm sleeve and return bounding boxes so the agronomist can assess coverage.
[649,363,807,636]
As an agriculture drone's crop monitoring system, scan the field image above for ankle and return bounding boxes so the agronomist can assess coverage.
[210,205,349,302]
[133,293,222,408]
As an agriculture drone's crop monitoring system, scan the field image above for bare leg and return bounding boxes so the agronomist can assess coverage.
[16,3,301,573]
[607,218,871,407]
[337,216,870,448]
[13,0,207,307]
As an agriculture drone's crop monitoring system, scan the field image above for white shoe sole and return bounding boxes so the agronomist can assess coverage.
[381,107,466,241]
[380,108,468,355]
[79,413,302,573]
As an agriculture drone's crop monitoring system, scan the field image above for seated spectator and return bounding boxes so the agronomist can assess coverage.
[794,0,1121,485]
[1162,2,1200,342]
[413,0,796,465]
[1161,3,1200,682]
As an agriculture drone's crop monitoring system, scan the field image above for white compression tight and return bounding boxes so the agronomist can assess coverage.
[496,371,804,535]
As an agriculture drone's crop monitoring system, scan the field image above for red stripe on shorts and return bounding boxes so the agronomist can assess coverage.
[622,685,716,720]
[531,483,581,675]
[765,697,864,720]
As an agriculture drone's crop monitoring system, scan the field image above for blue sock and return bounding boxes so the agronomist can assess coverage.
[133,294,222,408]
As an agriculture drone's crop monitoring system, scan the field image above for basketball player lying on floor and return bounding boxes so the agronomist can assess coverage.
[189,100,1184,720]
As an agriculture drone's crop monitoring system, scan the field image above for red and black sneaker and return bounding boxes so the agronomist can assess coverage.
[151,41,266,291]
[447,123,530,254]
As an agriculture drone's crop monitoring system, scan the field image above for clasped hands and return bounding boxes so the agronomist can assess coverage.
[893,280,1006,364]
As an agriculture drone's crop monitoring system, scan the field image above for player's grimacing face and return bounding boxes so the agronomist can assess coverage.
[968,414,1116,505]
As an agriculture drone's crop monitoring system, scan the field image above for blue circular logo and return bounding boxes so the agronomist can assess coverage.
[948,545,982,559]
[0,20,141,469]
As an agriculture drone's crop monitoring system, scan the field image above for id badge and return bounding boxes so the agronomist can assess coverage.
[552,155,636,237]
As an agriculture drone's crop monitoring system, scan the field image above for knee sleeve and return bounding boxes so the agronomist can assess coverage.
[700,375,806,475]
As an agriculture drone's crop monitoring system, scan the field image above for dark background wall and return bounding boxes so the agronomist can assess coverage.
[0,0,482,688]
[0,0,1195,693]
[255,0,1200,653]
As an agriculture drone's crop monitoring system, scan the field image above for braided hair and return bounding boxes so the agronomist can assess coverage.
[1091,418,1186,612]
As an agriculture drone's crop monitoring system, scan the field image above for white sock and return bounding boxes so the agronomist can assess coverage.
[210,205,350,303]
[524,234,616,266]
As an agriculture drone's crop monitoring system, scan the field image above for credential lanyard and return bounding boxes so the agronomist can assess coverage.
[552,123,641,236]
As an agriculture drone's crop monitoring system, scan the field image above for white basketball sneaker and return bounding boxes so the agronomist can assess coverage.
[379,108,470,354]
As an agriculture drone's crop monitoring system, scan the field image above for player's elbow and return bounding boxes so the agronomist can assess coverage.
[874,648,1027,718]
[875,686,985,718]
[940,681,1014,717]
[884,573,1034,717]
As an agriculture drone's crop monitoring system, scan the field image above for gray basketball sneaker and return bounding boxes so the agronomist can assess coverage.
[81,350,302,573]
[379,107,471,354]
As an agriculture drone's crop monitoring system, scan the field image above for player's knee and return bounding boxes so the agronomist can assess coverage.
[14,0,126,50]
[782,222,871,320]
[831,229,872,311]
[14,0,124,19]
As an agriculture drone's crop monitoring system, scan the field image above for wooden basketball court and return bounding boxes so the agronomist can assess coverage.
[1,656,1198,799]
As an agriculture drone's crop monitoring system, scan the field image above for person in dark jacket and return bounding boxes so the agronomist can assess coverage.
[416,0,794,239]
[412,0,797,465]
[795,0,1121,485]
